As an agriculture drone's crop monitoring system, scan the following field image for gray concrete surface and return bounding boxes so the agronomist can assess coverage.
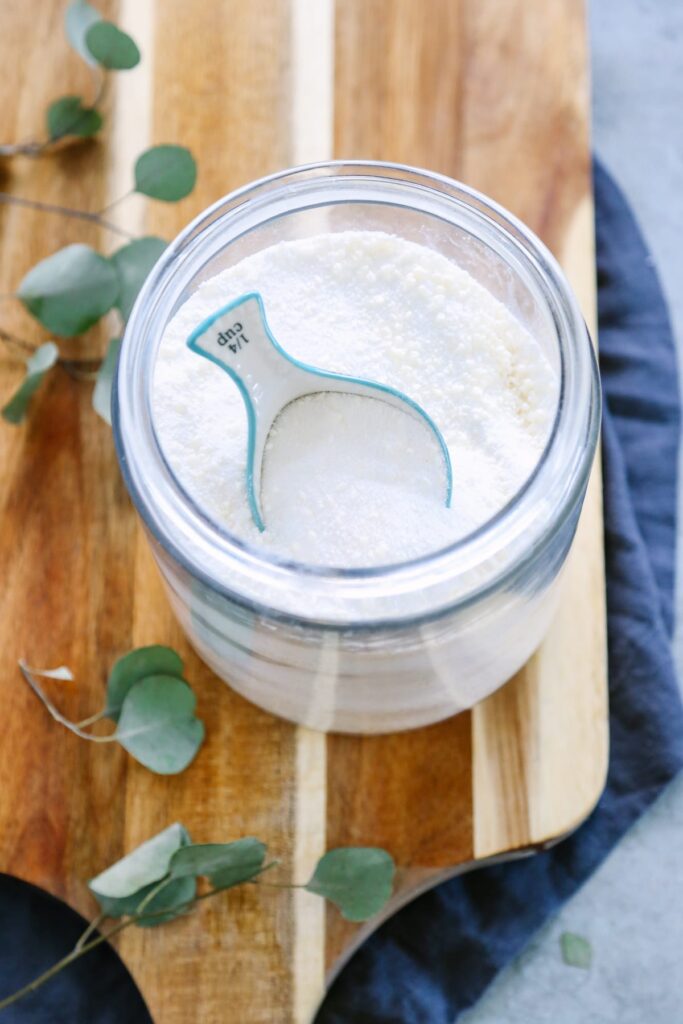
[463,2,683,1021]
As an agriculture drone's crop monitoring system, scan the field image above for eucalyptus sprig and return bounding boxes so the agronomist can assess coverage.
[0,141,195,424]
[19,645,205,775]
[0,824,396,1012]
[0,1,139,157]
[0,2,198,426]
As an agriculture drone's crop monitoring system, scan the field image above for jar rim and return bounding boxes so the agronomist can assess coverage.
[113,160,600,628]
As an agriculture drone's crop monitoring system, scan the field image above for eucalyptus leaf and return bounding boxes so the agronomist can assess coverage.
[17,244,119,337]
[2,343,59,425]
[90,874,195,926]
[111,236,166,321]
[115,675,204,774]
[134,145,197,202]
[170,838,267,889]
[305,847,395,922]
[105,645,184,721]
[88,822,191,917]
[560,932,592,970]
[92,337,121,425]
[89,876,157,919]
[85,21,141,70]
[65,0,102,66]
[47,96,102,140]
[134,875,197,928]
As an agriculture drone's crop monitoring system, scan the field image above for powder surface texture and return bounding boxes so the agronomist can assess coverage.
[153,231,558,568]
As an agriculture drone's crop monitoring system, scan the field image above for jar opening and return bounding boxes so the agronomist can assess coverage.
[114,162,600,626]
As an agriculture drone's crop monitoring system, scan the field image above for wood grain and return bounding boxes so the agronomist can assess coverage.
[117,4,301,1022]
[330,0,607,945]
[0,1,606,1022]
[0,0,128,906]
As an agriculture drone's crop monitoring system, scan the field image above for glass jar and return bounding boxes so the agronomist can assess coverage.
[113,162,600,734]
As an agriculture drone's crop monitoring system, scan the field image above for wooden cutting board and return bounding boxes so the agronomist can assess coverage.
[0,1,607,1021]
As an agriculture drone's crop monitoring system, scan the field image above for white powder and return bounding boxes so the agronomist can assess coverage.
[153,231,558,568]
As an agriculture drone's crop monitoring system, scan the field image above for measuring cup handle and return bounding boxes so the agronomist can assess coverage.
[187,293,305,532]
[186,292,297,405]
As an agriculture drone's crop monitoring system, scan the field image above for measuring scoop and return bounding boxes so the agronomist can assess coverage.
[186,292,452,532]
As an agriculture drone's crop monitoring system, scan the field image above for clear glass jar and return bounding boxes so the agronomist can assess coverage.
[113,162,600,734]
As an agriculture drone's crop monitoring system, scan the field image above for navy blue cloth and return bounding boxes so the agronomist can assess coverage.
[0,875,152,1023]
[0,164,681,1022]
[315,162,683,1022]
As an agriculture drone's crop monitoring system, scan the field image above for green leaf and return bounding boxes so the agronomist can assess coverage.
[134,875,197,928]
[65,0,102,65]
[17,244,119,337]
[88,822,191,917]
[170,838,267,889]
[47,96,102,140]
[111,236,166,321]
[92,337,122,426]
[91,874,195,922]
[105,645,184,722]
[115,675,205,774]
[305,848,395,922]
[134,145,197,202]
[2,343,59,425]
[85,21,141,70]
[560,932,592,970]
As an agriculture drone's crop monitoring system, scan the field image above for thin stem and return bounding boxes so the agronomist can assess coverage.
[97,188,135,217]
[19,661,116,743]
[0,917,133,1012]
[0,194,136,240]
[90,69,107,110]
[74,709,108,729]
[0,327,35,357]
[255,859,279,877]
[252,880,305,889]
[134,877,174,916]
[74,912,105,952]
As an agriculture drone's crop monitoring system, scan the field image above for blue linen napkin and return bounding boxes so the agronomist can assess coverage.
[0,873,151,1023]
[315,161,683,1022]
[0,163,680,1023]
